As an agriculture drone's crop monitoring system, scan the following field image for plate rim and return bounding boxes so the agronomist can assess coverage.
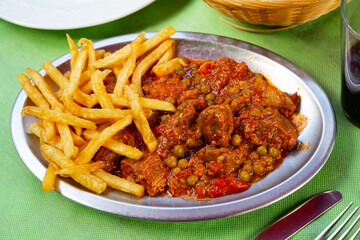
[10,31,337,221]
[0,0,155,30]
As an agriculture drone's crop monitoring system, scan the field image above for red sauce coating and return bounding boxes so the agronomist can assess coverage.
[94,57,301,199]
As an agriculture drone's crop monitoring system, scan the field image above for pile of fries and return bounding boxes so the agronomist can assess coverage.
[18,26,181,197]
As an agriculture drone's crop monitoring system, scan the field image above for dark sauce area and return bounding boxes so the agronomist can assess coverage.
[93,57,301,200]
[342,41,360,126]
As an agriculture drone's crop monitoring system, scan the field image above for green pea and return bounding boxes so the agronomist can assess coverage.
[250,151,259,160]
[173,145,185,157]
[217,155,225,163]
[207,100,215,106]
[205,93,216,101]
[161,114,170,123]
[181,78,191,87]
[165,156,177,168]
[253,164,265,175]
[186,175,199,186]
[250,108,262,118]
[186,138,196,148]
[177,69,186,76]
[165,97,176,105]
[242,163,252,172]
[178,158,188,169]
[239,170,251,182]
[243,90,251,97]
[231,134,242,146]
[269,147,279,158]
[190,69,198,76]
[172,167,181,175]
[200,85,211,94]
[228,87,240,95]
[256,146,267,156]
[190,63,199,69]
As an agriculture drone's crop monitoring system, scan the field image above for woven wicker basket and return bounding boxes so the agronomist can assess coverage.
[203,0,340,31]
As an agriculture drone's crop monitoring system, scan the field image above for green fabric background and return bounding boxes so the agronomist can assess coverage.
[1,0,359,239]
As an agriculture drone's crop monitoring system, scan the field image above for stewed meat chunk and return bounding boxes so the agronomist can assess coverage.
[197,104,234,147]
[121,154,170,197]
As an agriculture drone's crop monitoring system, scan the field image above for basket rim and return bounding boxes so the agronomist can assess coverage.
[205,0,338,8]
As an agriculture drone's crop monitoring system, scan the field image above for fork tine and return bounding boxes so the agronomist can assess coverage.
[338,214,360,240]
[349,223,360,240]
[327,206,359,240]
[314,202,353,240]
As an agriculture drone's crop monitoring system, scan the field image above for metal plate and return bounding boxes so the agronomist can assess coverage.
[10,32,336,221]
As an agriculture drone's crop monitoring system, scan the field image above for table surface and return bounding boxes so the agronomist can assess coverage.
[1,0,359,239]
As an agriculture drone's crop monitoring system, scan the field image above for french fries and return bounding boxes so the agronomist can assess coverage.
[18,26,178,197]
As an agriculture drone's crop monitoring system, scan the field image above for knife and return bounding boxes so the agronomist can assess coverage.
[254,190,342,240]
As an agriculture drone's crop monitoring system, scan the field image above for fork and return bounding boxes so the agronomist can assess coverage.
[315,202,360,240]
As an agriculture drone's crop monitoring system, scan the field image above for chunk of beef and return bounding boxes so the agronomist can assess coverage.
[237,106,298,150]
[92,147,122,174]
[188,146,244,178]
[197,104,234,147]
[142,75,187,104]
[112,124,145,151]
[168,146,246,198]
[194,58,254,94]
[154,103,202,157]
[121,154,170,196]
[246,74,298,114]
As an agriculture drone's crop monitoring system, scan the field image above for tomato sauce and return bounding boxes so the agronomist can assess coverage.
[96,57,301,199]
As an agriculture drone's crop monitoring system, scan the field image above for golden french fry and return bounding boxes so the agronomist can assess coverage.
[78,70,91,87]
[42,163,57,192]
[138,26,176,57]
[91,69,114,109]
[82,129,143,160]
[132,39,175,96]
[56,161,105,175]
[25,68,64,110]
[139,97,176,112]
[155,41,175,66]
[62,95,125,119]
[113,32,145,96]
[73,125,83,136]
[28,122,64,150]
[75,115,132,164]
[78,38,96,73]
[94,44,131,68]
[124,86,157,152]
[103,52,112,58]
[107,94,176,112]
[152,57,188,77]
[80,80,93,94]
[70,129,86,146]
[56,122,78,159]
[17,73,57,140]
[66,34,78,71]
[22,106,97,130]
[62,43,89,98]
[95,49,105,60]
[93,169,144,197]
[94,26,176,69]
[17,73,49,108]
[40,143,107,194]
[42,61,97,108]
[19,27,186,197]
[64,71,71,78]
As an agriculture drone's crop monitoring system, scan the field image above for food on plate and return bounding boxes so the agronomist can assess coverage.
[17,26,306,199]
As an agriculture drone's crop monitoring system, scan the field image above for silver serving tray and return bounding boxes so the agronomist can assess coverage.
[10,32,336,221]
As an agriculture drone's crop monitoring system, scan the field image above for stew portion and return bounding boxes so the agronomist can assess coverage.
[94,57,301,199]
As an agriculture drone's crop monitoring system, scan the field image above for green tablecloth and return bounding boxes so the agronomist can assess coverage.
[1,0,358,239]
